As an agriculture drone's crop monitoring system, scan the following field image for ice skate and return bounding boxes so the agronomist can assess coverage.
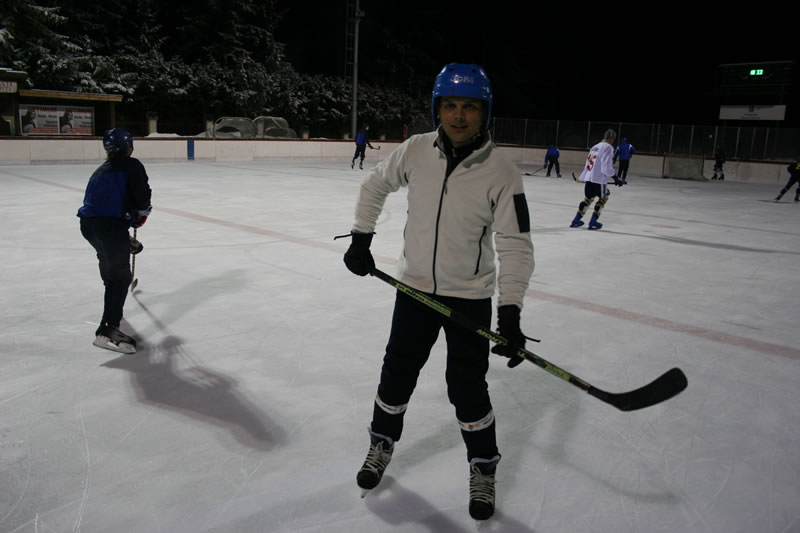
[357,429,394,497]
[469,456,500,527]
[351,160,355,169]
[587,214,603,230]
[570,214,584,228]
[93,323,136,354]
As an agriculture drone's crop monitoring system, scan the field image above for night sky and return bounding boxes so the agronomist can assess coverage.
[276,2,799,127]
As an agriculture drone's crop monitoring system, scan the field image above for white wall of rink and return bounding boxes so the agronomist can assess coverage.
[0,137,790,184]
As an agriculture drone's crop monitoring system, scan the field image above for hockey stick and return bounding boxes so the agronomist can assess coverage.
[370,268,687,411]
[523,164,547,176]
[573,171,623,187]
[130,228,139,292]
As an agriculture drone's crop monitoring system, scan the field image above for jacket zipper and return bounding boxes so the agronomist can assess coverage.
[474,226,487,275]
[432,173,450,294]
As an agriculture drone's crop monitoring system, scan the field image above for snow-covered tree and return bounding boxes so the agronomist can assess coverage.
[1,0,426,135]
[0,0,83,88]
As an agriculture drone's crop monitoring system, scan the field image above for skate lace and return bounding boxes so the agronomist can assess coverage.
[469,465,496,504]
[362,441,392,475]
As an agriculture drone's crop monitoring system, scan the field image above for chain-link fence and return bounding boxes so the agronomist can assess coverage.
[491,118,800,161]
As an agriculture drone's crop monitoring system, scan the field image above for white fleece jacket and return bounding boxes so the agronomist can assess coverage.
[352,130,534,309]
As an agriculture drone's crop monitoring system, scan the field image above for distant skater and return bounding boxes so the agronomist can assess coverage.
[351,123,377,169]
[570,129,623,230]
[614,137,635,184]
[774,157,800,202]
[544,145,561,177]
[711,147,725,180]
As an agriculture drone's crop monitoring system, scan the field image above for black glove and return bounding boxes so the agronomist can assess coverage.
[343,232,375,276]
[612,175,623,187]
[491,305,526,368]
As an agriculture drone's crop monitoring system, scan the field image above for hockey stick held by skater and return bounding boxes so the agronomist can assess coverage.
[366,267,687,411]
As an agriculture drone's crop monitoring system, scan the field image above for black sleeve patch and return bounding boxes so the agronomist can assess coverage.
[513,193,531,232]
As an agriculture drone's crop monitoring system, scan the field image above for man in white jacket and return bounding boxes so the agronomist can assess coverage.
[342,63,534,523]
[570,129,623,230]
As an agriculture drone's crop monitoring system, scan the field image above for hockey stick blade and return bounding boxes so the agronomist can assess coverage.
[370,268,688,411]
[587,367,687,411]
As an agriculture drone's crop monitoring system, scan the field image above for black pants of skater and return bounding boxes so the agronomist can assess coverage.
[547,158,560,176]
[352,145,367,165]
[371,290,497,460]
[80,217,132,327]
[776,174,800,200]
[618,159,630,180]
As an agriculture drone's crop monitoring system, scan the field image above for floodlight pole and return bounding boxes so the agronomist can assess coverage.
[350,2,364,139]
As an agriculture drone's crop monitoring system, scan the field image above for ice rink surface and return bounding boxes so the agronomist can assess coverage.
[1,155,799,533]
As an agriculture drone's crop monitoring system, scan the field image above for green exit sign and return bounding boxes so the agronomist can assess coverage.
[749,69,764,76]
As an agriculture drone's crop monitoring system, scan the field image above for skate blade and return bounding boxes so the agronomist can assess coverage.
[360,488,371,499]
[93,336,136,354]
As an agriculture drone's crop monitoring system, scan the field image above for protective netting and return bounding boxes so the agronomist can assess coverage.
[253,116,297,138]
[662,153,706,180]
[406,113,433,137]
[197,116,297,139]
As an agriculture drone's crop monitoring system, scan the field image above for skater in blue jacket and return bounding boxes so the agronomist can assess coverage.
[351,124,377,169]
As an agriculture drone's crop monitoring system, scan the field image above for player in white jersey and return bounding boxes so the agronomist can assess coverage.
[570,129,623,230]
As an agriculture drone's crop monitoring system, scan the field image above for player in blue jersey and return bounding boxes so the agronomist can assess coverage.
[77,128,152,353]
[544,144,561,177]
[351,124,377,169]
[614,137,635,184]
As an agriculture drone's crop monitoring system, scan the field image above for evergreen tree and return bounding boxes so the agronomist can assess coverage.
[0,0,83,88]
[156,0,288,117]
[1,0,427,135]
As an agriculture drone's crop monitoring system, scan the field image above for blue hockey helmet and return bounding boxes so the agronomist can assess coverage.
[431,63,492,129]
[103,128,133,154]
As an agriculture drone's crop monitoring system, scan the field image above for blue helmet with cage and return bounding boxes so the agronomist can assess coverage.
[103,128,133,154]
[431,63,493,129]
